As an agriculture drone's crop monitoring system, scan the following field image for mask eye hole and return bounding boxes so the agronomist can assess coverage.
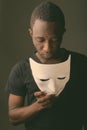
[40,79,49,81]
[57,77,66,80]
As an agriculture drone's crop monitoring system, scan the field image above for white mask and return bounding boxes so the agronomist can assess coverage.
[29,55,71,96]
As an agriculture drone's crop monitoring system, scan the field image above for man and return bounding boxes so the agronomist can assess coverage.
[6,1,87,130]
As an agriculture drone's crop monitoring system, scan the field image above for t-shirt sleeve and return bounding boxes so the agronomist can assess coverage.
[5,63,26,96]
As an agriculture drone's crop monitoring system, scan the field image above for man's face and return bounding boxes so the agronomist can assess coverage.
[29,19,63,60]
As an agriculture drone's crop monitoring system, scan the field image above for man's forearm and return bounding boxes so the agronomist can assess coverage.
[9,101,43,125]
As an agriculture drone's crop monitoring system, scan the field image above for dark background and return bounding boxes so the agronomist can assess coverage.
[0,0,87,129]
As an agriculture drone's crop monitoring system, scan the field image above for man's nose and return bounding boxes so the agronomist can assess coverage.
[43,41,51,52]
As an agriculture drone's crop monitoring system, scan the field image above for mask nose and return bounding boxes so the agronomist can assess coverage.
[48,79,56,93]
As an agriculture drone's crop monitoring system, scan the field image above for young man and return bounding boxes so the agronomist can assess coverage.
[6,1,87,130]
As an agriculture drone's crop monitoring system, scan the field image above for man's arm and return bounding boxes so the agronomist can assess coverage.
[8,92,55,125]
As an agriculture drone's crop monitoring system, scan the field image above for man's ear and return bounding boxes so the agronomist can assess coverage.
[28,28,33,37]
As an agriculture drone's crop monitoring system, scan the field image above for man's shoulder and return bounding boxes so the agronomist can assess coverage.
[66,49,87,62]
[18,57,29,67]
[9,56,32,83]
[10,57,30,74]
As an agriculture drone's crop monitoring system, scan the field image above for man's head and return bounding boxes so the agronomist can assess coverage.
[29,1,66,62]
[30,1,65,34]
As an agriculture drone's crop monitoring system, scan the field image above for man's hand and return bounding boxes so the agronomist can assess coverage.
[34,91,56,110]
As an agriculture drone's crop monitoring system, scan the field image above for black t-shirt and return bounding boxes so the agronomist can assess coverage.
[6,49,87,130]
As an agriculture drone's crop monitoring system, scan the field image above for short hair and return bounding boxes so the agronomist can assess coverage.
[30,1,65,33]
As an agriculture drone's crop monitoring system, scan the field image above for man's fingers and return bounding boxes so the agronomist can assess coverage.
[34,91,47,98]
[37,94,55,103]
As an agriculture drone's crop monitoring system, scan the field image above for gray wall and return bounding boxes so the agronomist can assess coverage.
[1,0,87,130]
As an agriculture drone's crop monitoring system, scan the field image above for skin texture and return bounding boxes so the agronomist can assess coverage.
[8,19,64,125]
